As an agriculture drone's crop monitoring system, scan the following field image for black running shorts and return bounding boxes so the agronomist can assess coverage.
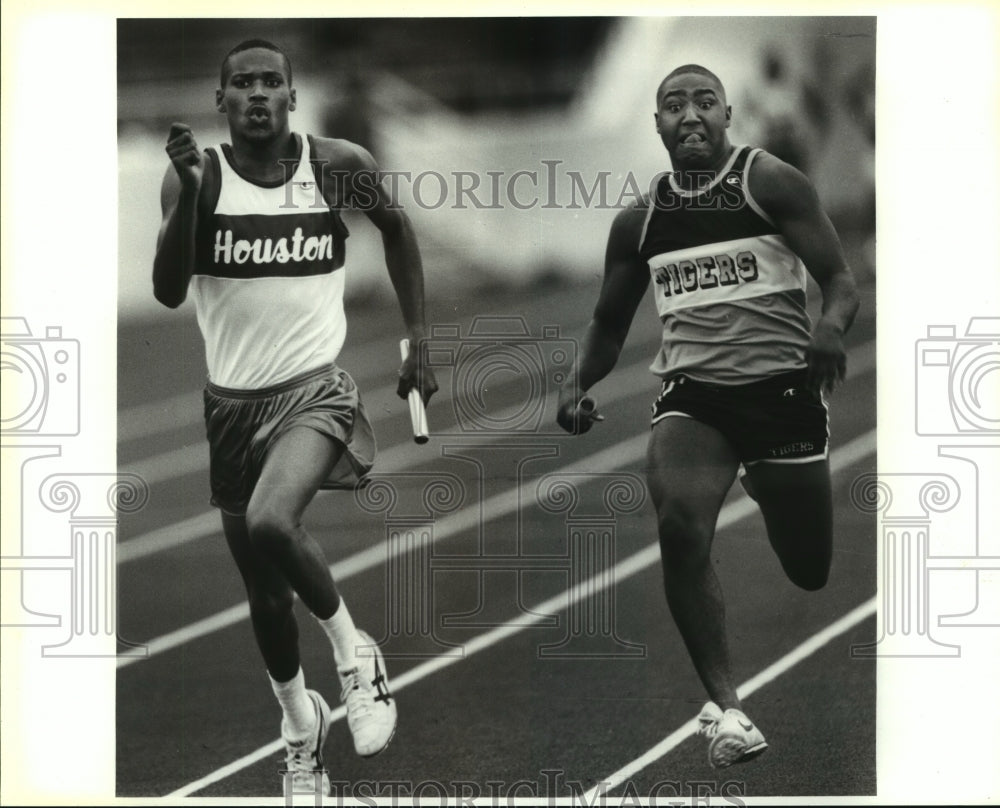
[203,364,376,515]
[650,369,829,465]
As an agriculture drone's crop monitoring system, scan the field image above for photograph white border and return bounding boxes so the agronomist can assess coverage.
[2,1,998,804]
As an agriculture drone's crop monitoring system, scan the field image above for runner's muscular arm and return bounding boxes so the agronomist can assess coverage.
[749,152,861,394]
[315,139,437,404]
[153,124,206,308]
[557,204,651,434]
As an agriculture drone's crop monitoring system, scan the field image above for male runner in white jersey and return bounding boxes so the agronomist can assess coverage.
[152,39,438,793]
[556,64,860,768]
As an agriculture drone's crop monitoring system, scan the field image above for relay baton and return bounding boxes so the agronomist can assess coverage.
[577,395,604,426]
[399,338,429,444]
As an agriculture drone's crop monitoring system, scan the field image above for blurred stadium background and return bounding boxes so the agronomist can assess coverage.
[118,16,875,319]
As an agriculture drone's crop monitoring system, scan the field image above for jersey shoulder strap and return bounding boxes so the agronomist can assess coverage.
[307,134,350,242]
[192,147,223,263]
[198,146,223,219]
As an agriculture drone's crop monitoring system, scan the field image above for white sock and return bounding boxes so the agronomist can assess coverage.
[315,601,362,668]
[269,667,315,740]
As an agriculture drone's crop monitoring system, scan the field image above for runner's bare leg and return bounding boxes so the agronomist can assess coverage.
[646,416,742,711]
[745,458,833,591]
[221,426,346,678]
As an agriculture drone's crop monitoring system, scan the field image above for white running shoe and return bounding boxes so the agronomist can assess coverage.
[338,629,397,757]
[697,702,768,768]
[281,690,331,796]
[697,701,724,734]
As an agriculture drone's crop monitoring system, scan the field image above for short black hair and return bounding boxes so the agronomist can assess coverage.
[656,64,725,105]
[220,39,292,86]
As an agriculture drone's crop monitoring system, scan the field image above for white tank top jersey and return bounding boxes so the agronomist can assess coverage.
[190,134,349,390]
[638,146,813,385]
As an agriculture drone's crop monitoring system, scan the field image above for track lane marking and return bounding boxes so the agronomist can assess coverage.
[161,429,876,796]
[119,377,412,485]
[119,423,875,671]
[117,345,664,487]
[117,353,660,563]
[117,431,651,667]
[582,597,877,800]
[117,339,876,563]
[117,330,418,444]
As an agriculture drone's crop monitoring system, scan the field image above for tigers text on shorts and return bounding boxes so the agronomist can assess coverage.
[203,364,376,515]
[650,368,829,465]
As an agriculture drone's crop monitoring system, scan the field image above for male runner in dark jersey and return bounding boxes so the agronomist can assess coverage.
[556,64,860,768]
[152,39,438,794]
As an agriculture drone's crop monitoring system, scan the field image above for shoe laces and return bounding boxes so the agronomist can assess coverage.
[340,666,375,722]
[283,736,317,771]
[697,713,721,738]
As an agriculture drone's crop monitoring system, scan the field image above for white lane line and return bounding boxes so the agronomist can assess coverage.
[583,597,878,800]
[117,357,657,561]
[117,435,445,564]
[166,428,876,798]
[119,377,408,485]
[122,443,209,488]
[117,345,655,485]
[119,427,876,671]
[167,540,665,797]
[125,335,876,455]
[117,432,650,667]
[122,386,420,449]
[117,391,201,444]
[118,511,220,564]
[118,330,413,444]
[117,337,876,563]
[119,426,875,671]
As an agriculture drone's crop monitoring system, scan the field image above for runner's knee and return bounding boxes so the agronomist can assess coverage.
[247,586,295,621]
[245,502,300,555]
[655,505,714,569]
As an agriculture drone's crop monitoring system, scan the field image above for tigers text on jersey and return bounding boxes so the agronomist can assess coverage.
[638,146,812,384]
[191,133,349,390]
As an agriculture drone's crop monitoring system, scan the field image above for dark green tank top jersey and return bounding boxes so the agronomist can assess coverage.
[638,146,812,385]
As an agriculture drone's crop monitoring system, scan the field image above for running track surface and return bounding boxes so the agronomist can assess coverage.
[117,275,877,799]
